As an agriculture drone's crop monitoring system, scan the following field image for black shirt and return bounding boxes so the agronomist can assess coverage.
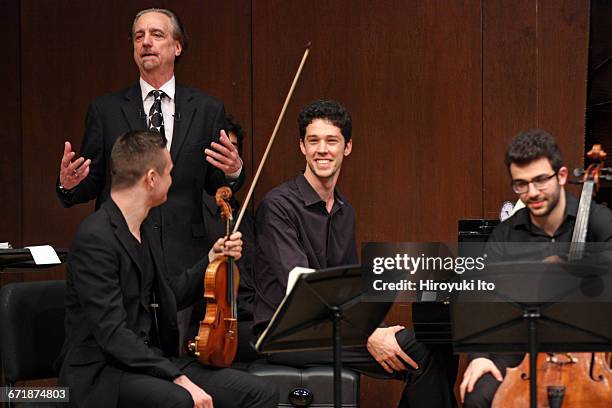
[253,173,358,331]
[470,192,612,361]
[132,233,161,348]
[485,193,612,261]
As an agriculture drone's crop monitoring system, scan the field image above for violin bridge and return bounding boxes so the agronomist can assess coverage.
[225,318,238,339]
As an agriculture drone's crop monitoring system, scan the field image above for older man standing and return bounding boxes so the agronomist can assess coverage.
[56,8,243,285]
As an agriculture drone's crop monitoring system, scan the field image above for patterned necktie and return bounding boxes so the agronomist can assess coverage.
[148,90,166,142]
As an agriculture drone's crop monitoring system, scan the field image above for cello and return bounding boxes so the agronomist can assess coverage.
[491,144,612,407]
[187,44,311,367]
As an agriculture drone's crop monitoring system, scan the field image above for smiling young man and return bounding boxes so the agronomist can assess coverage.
[460,129,612,407]
[253,100,458,408]
[253,100,356,327]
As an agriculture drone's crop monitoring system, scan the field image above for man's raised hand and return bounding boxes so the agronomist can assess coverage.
[205,130,242,177]
[59,141,91,190]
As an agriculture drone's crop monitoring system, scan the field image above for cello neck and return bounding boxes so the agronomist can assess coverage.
[569,180,593,261]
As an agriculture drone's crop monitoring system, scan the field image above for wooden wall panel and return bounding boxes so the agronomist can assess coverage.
[177,1,253,194]
[19,0,252,249]
[0,0,22,248]
[482,0,538,219]
[252,0,483,243]
[21,0,133,249]
[483,0,589,218]
[0,0,26,288]
[538,0,589,177]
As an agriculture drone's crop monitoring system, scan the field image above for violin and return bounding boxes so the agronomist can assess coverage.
[187,44,311,367]
[187,187,239,367]
[492,144,612,407]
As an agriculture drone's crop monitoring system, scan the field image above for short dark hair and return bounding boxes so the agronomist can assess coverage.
[226,115,245,155]
[129,8,189,64]
[298,100,352,142]
[505,128,563,172]
[111,130,167,190]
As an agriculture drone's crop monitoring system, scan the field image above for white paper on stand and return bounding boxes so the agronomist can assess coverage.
[286,267,315,295]
[25,245,61,265]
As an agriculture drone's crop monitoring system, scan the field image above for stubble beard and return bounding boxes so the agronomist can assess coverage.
[529,186,560,220]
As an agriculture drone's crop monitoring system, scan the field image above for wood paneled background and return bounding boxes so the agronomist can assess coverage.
[0,1,590,406]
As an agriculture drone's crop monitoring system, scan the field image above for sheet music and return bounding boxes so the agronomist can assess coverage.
[256,266,315,351]
[25,245,61,265]
[286,266,315,295]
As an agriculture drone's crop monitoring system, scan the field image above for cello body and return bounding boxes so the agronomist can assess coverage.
[492,352,612,407]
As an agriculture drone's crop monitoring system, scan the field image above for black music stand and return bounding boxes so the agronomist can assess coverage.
[0,248,68,271]
[255,265,392,408]
[451,262,612,408]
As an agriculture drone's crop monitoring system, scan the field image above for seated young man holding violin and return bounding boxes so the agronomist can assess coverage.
[460,129,612,407]
[253,100,457,408]
[57,130,278,408]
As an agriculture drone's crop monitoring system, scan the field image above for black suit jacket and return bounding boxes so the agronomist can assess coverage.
[57,200,207,408]
[57,82,244,277]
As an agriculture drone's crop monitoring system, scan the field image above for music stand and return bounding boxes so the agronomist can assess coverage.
[255,265,392,408]
[0,248,68,271]
[451,262,612,408]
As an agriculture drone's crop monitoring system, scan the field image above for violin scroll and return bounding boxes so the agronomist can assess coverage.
[586,144,607,162]
[215,186,233,223]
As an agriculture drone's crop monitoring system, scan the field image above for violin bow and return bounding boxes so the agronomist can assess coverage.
[232,43,311,233]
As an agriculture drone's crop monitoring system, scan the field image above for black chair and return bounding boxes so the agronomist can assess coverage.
[0,280,66,388]
[248,364,360,408]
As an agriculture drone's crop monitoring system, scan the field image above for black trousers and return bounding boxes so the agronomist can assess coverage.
[267,328,458,408]
[235,319,263,363]
[117,358,278,408]
[462,353,524,408]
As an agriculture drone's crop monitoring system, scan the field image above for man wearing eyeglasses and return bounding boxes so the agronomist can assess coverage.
[459,128,612,408]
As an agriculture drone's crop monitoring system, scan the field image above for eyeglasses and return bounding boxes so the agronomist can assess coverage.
[511,172,557,194]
